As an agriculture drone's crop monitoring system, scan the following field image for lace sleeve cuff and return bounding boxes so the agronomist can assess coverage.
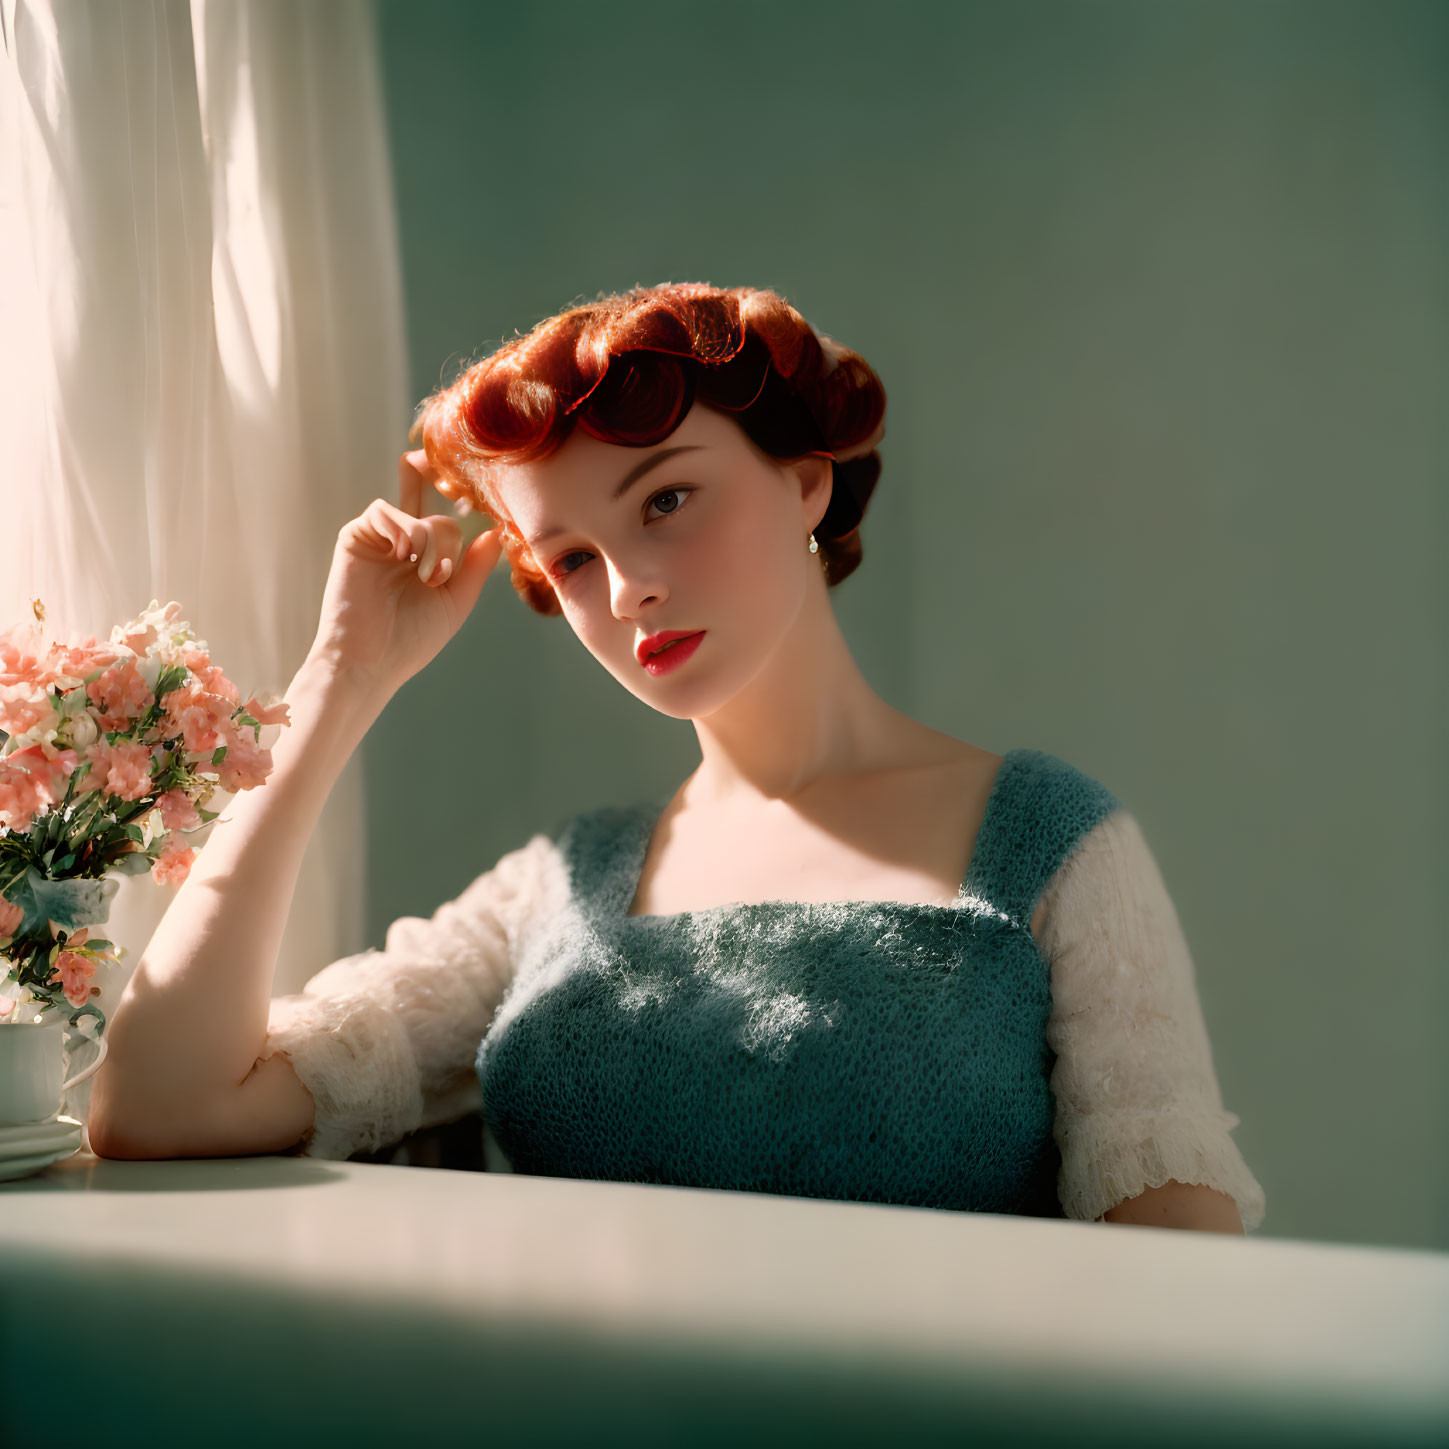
[259,830,561,1161]
[1039,807,1268,1232]
[1056,1107,1268,1231]
[262,978,425,1161]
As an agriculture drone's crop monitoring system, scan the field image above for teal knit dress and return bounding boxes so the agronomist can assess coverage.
[473,748,1123,1217]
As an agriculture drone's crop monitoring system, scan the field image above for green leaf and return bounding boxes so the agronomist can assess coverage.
[211,745,228,765]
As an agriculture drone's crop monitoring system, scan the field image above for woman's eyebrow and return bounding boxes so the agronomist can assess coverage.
[528,445,705,547]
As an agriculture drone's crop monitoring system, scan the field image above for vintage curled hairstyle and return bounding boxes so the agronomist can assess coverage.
[408,282,887,617]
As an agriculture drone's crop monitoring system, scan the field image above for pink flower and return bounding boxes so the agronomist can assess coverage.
[214,725,273,793]
[0,744,79,829]
[73,742,111,799]
[179,644,213,674]
[0,623,46,686]
[85,654,154,726]
[81,737,154,802]
[244,694,291,728]
[155,787,201,832]
[158,679,235,754]
[0,892,23,940]
[151,837,194,887]
[49,948,97,1009]
[0,766,45,833]
[0,679,59,738]
[185,662,241,706]
[3,603,281,911]
[42,638,124,690]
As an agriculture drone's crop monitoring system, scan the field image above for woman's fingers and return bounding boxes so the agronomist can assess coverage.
[398,447,450,520]
[412,517,464,585]
[358,494,463,583]
[398,451,425,518]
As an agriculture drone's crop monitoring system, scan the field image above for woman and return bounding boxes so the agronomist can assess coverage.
[93,282,1264,1234]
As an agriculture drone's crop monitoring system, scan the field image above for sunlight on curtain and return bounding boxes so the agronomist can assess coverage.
[0,0,409,1121]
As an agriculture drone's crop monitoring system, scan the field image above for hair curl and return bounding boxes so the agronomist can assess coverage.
[408,282,887,617]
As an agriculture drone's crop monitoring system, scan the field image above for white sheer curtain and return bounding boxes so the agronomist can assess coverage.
[0,0,409,1122]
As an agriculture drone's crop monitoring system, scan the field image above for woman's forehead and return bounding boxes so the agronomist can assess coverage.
[496,403,746,507]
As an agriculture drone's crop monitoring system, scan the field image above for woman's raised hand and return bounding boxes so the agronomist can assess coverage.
[309,449,506,700]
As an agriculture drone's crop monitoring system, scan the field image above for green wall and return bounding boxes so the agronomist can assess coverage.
[367,0,1448,1251]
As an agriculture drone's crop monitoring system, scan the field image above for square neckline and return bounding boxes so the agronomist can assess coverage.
[619,747,1027,924]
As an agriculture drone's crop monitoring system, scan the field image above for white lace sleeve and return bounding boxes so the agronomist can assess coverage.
[259,830,559,1161]
[1038,808,1267,1231]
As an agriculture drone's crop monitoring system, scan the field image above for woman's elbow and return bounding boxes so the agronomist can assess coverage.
[1098,1179,1245,1234]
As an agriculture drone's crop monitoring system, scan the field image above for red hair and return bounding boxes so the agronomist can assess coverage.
[408,282,887,616]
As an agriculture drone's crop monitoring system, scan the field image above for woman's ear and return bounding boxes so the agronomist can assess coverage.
[791,453,835,535]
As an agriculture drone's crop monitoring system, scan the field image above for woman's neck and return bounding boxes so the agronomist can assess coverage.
[687,640,965,816]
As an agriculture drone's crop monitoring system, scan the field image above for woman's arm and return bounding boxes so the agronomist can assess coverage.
[1100,1178,1245,1233]
[88,651,388,1158]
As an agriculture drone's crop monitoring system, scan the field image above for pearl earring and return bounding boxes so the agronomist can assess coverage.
[807,533,819,554]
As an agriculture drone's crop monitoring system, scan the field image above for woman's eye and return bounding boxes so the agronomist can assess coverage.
[552,486,695,579]
[646,486,692,520]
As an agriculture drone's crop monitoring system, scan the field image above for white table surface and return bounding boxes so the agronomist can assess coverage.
[2,1150,1446,1448]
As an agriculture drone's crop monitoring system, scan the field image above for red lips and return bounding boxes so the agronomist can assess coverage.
[636,630,704,666]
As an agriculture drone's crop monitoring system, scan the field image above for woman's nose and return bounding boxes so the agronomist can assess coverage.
[608,558,667,618]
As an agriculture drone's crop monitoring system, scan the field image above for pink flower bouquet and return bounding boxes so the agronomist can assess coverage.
[0,599,290,1037]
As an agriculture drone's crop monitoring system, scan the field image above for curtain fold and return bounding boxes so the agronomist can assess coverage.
[0,0,409,1122]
